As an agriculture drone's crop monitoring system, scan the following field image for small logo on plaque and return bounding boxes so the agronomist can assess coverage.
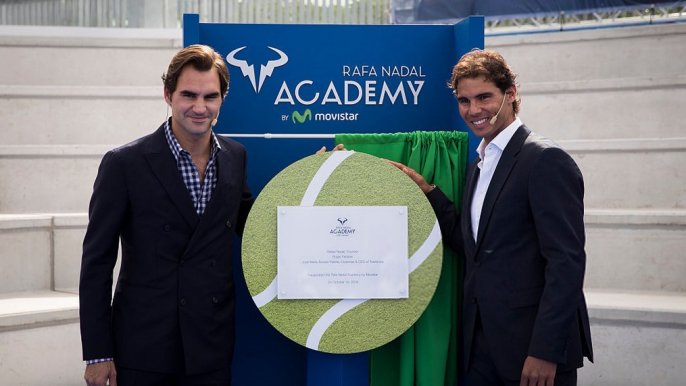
[331,217,355,236]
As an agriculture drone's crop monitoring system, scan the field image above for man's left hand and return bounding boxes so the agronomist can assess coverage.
[520,356,557,386]
[386,160,435,194]
[316,143,345,154]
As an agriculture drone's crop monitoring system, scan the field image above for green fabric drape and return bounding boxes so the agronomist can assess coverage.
[334,131,469,386]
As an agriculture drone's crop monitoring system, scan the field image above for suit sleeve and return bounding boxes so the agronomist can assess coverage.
[79,150,129,361]
[234,147,253,237]
[527,147,586,364]
[426,187,464,255]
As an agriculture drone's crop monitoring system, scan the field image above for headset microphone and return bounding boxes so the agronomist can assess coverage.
[211,118,218,127]
[490,92,508,125]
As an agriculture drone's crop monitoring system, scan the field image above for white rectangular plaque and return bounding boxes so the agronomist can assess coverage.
[277,206,409,299]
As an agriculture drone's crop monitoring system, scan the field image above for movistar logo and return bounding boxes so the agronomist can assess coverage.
[292,109,312,124]
[225,46,288,93]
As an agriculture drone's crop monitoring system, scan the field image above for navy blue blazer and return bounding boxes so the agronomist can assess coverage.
[427,125,593,380]
[79,123,253,374]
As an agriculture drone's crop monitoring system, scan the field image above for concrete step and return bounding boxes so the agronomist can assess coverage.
[0,26,178,147]
[2,209,684,297]
[2,78,684,146]
[0,290,82,386]
[0,214,87,295]
[489,23,686,143]
[0,85,166,146]
[0,26,180,88]
[0,290,79,329]
[488,23,686,88]
[581,289,686,386]
[0,147,104,213]
[584,209,686,293]
[0,215,52,294]
[564,139,686,210]
[519,78,686,142]
[0,215,682,386]
[1,288,683,386]
[2,139,685,213]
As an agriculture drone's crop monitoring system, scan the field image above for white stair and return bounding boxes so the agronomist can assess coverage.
[583,290,686,386]
[0,26,178,386]
[489,24,686,386]
[0,290,81,386]
[0,20,684,386]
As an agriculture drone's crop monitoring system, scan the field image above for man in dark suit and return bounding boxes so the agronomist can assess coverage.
[391,49,593,385]
[79,44,253,386]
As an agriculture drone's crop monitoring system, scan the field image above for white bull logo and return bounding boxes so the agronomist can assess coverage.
[226,46,289,93]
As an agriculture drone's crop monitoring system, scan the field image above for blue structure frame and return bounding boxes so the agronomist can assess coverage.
[182,14,483,385]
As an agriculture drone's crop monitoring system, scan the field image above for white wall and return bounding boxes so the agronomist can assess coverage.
[0,22,685,386]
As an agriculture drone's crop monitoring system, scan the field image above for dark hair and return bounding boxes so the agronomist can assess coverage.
[162,44,229,99]
[449,48,521,114]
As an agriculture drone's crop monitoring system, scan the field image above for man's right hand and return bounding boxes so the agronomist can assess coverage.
[84,361,117,386]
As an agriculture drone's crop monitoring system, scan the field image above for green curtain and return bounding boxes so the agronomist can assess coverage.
[334,131,469,386]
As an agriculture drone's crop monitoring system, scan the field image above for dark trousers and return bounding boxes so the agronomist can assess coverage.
[464,313,577,386]
[116,366,232,386]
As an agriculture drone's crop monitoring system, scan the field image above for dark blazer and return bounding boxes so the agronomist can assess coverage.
[427,125,593,380]
[79,123,253,375]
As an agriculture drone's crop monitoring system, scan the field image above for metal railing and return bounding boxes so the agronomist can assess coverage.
[483,4,686,34]
[2,0,683,30]
[390,1,686,32]
[0,0,391,27]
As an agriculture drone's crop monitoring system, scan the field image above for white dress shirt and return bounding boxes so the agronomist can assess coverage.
[470,118,522,241]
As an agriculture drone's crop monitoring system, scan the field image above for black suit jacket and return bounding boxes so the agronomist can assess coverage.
[79,123,253,374]
[427,125,593,380]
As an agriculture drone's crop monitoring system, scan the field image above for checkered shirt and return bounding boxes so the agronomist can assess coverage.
[164,120,220,216]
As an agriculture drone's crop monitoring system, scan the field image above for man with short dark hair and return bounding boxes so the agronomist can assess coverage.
[80,44,253,386]
[391,49,593,386]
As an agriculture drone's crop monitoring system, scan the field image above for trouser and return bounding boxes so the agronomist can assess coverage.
[464,312,577,386]
[116,366,232,386]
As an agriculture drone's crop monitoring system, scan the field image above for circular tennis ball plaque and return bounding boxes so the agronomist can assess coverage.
[241,151,442,353]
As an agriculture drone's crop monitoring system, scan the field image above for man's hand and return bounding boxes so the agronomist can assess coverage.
[316,143,346,154]
[386,160,435,194]
[520,356,557,386]
[84,361,117,386]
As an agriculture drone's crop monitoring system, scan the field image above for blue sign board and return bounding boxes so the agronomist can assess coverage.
[185,16,483,137]
[183,14,483,386]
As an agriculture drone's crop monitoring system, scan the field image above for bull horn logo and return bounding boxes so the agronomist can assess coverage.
[226,46,289,93]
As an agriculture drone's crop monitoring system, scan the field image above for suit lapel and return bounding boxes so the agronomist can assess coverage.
[182,142,233,258]
[205,144,233,217]
[475,125,530,252]
[144,125,199,230]
[462,159,480,253]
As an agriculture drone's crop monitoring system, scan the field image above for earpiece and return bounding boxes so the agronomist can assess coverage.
[490,92,508,125]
